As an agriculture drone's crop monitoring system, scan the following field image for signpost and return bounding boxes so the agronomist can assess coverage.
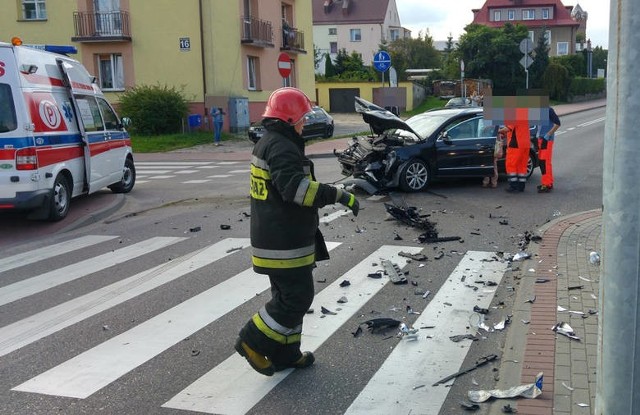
[277,52,292,79]
[373,50,391,86]
[519,38,534,89]
[460,59,465,98]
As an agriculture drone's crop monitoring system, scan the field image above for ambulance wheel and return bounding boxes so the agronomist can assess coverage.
[110,158,136,193]
[49,174,71,221]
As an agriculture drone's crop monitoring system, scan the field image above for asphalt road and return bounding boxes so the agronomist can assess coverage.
[0,107,605,415]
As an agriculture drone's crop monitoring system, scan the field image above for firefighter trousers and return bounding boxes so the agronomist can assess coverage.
[537,138,554,187]
[239,268,314,366]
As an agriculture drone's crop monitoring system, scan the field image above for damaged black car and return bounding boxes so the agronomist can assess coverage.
[334,97,539,193]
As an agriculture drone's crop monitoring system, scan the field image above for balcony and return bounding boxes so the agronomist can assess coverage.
[240,16,274,48]
[281,26,306,54]
[71,11,132,42]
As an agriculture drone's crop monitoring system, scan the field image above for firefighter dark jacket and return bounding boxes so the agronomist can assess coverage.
[250,120,338,275]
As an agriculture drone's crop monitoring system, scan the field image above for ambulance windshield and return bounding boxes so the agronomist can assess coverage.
[0,84,18,133]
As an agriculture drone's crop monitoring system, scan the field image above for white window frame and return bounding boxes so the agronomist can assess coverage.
[544,30,551,46]
[350,28,361,42]
[328,28,337,36]
[528,31,535,43]
[523,9,535,20]
[22,0,47,20]
[557,42,569,56]
[247,56,257,91]
[494,10,501,21]
[97,54,124,91]
[542,8,550,19]
[508,10,515,20]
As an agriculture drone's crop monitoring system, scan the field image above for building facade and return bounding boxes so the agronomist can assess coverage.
[1,0,316,131]
[471,0,586,56]
[312,0,410,75]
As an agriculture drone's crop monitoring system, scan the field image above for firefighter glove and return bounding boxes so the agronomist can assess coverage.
[337,189,359,216]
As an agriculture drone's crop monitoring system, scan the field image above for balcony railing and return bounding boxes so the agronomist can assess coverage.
[72,11,131,42]
[240,16,274,48]
[281,26,305,53]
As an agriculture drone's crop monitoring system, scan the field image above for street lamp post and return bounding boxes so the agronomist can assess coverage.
[587,39,593,78]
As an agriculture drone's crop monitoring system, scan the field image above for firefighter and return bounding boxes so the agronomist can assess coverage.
[500,117,531,192]
[536,107,561,193]
[236,87,359,376]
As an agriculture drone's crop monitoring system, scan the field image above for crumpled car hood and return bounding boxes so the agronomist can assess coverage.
[355,96,420,137]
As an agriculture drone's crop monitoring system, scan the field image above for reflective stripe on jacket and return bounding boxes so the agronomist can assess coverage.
[250,123,338,275]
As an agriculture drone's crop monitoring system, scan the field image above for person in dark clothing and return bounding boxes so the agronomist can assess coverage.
[536,107,561,193]
[235,87,359,376]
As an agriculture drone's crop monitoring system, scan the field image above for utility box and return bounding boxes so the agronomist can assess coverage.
[228,97,249,133]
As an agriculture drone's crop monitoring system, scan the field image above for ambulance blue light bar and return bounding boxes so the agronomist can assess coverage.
[11,37,77,55]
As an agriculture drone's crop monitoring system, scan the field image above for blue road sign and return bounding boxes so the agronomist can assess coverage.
[373,50,391,72]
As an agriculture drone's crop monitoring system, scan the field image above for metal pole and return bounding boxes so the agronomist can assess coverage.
[597,0,640,413]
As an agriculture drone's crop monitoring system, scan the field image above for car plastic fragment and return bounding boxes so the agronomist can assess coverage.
[362,317,401,333]
[381,259,407,284]
[552,322,580,340]
[502,404,517,413]
[220,224,231,230]
[384,202,438,232]
[494,319,506,330]
[337,296,348,304]
[406,305,420,315]
[512,252,531,261]
[422,290,431,299]
[397,323,419,339]
[473,305,489,314]
[468,371,543,403]
[420,235,462,243]
[449,334,478,342]
[189,226,201,232]
[589,251,600,265]
[339,280,351,287]
[367,272,382,279]
[321,306,337,315]
[460,401,480,411]
[432,354,497,386]
[399,251,428,261]
[525,295,536,303]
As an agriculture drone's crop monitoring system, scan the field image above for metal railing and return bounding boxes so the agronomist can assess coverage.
[240,16,274,47]
[73,10,131,40]
[281,26,305,52]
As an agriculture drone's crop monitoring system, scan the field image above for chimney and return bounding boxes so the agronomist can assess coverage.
[342,0,350,16]
[323,0,333,14]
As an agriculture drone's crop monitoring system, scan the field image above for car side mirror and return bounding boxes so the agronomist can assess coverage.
[440,130,452,143]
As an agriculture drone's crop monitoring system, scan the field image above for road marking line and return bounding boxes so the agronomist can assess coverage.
[0,237,186,307]
[133,170,172,174]
[136,162,213,166]
[577,117,605,127]
[13,243,342,399]
[174,170,200,174]
[345,251,507,415]
[182,180,211,184]
[147,175,175,179]
[136,180,150,184]
[206,175,232,178]
[0,239,250,358]
[228,169,250,173]
[197,165,221,169]
[163,245,423,415]
[0,235,118,274]
[216,162,241,165]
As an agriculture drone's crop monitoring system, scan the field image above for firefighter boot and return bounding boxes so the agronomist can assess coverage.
[274,351,315,372]
[234,337,275,376]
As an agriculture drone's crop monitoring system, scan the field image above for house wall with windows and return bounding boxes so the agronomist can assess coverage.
[2,0,316,132]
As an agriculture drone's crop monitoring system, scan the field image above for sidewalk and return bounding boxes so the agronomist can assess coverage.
[490,210,602,415]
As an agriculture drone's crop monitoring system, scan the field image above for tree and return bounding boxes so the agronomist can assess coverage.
[455,23,529,94]
[383,32,441,81]
[543,63,570,101]
[324,53,336,77]
[529,28,550,89]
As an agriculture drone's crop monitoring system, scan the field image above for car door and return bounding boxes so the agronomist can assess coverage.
[434,116,495,177]
[302,110,321,139]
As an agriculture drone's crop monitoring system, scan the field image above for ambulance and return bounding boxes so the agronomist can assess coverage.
[0,37,135,221]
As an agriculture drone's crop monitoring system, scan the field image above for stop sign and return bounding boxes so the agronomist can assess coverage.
[277,53,292,77]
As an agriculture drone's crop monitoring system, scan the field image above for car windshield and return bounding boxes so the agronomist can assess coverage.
[403,112,454,139]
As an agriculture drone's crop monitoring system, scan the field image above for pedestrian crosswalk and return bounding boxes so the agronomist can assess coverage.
[0,225,508,414]
[135,161,246,185]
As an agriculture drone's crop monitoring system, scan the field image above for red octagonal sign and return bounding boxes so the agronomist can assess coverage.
[277,52,292,78]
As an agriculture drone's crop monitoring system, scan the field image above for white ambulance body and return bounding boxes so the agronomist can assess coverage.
[0,40,135,221]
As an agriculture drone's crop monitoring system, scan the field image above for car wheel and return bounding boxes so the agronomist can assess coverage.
[526,151,536,178]
[109,157,136,193]
[49,174,71,221]
[324,124,334,138]
[399,159,430,192]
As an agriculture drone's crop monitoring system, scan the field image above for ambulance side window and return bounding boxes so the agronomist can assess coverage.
[76,96,105,132]
[96,98,119,130]
[0,84,18,133]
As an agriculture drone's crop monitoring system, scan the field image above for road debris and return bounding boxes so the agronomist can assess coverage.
[433,354,497,386]
[552,322,580,340]
[381,259,407,284]
[339,280,351,287]
[502,404,517,413]
[337,296,348,304]
[512,252,531,261]
[321,306,337,315]
[589,251,600,265]
[220,224,231,230]
[468,372,543,403]
[361,317,401,334]
[399,251,428,261]
[189,226,202,233]
[460,401,480,411]
[397,323,419,339]
[449,334,478,342]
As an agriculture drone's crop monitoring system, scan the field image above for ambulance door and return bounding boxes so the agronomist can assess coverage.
[96,97,128,184]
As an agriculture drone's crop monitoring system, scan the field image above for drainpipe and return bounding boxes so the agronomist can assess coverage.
[199,0,208,109]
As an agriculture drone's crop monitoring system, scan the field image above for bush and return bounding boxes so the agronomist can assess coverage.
[543,63,570,101]
[118,84,189,135]
[569,77,606,97]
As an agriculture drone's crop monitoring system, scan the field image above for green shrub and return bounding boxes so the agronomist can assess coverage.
[118,84,189,135]
[543,63,570,101]
[569,77,606,97]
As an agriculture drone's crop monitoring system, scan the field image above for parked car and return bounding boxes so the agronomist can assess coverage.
[444,97,472,108]
[248,106,334,143]
[334,97,539,193]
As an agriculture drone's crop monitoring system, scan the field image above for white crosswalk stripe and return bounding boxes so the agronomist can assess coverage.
[134,161,247,184]
[2,227,508,414]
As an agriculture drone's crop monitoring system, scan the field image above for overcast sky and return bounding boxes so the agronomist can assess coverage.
[396,0,610,49]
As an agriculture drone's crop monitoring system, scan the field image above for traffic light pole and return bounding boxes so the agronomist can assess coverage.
[596,0,640,413]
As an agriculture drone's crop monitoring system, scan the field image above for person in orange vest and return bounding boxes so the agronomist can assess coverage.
[499,118,531,192]
[536,107,561,193]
